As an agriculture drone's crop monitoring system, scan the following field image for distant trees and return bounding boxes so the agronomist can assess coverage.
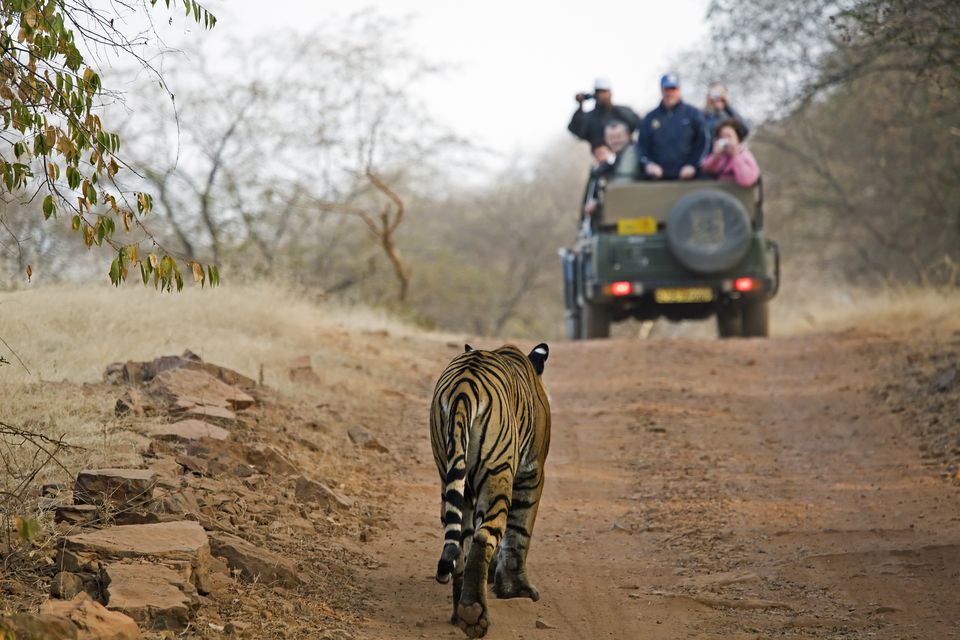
[0,0,216,289]
[703,0,960,285]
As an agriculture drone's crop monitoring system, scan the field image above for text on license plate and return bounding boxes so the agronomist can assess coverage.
[617,217,658,235]
[654,287,714,303]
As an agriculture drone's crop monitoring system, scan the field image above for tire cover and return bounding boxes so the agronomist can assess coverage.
[666,189,752,274]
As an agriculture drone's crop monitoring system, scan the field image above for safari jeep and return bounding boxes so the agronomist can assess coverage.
[559,180,780,339]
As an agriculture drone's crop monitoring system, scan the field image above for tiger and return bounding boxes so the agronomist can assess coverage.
[429,342,551,639]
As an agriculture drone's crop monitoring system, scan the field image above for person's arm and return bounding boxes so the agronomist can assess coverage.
[684,107,708,167]
[730,148,760,187]
[700,151,723,175]
[568,108,587,140]
[637,116,653,167]
[615,106,642,133]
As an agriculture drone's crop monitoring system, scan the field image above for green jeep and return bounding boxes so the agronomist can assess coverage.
[559,180,780,339]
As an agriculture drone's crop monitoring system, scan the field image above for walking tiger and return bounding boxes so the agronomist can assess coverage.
[429,343,551,638]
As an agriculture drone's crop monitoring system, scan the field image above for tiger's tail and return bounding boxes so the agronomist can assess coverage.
[436,393,470,584]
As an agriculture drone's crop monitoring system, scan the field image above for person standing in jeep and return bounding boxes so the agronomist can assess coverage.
[567,78,641,149]
[637,73,707,180]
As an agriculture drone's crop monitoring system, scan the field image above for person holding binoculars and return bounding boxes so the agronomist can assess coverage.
[567,78,640,149]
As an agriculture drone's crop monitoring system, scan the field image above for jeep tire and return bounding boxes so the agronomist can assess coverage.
[742,300,769,337]
[581,301,610,339]
[566,309,583,341]
[716,305,742,338]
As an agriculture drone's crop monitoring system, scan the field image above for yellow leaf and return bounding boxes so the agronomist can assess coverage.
[128,245,138,264]
[22,9,38,28]
[25,264,32,281]
[149,253,158,268]
[191,262,203,283]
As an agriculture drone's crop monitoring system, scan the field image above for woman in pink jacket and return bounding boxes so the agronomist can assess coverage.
[700,118,759,188]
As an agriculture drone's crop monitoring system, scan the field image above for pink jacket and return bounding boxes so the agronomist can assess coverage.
[701,146,759,188]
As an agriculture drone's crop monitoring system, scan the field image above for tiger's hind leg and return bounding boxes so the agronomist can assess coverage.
[494,464,543,601]
[450,499,473,625]
[456,475,512,638]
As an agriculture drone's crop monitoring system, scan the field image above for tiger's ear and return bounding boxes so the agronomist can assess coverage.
[527,343,549,375]
[464,344,474,352]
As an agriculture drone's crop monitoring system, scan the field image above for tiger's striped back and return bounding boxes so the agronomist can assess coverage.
[429,343,550,637]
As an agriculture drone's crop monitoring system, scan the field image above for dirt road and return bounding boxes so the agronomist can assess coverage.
[356,330,960,639]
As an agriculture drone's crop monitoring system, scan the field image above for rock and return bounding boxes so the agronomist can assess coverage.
[39,592,141,639]
[0,612,79,640]
[209,532,298,588]
[41,482,68,497]
[102,562,199,631]
[293,476,353,510]
[55,504,100,526]
[177,403,238,425]
[535,618,556,629]
[58,521,211,592]
[175,454,209,476]
[74,469,157,509]
[105,352,255,391]
[246,444,299,476]
[289,355,321,385]
[156,488,200,517]
[115,388,157,417]
[148,368,255,412]
[51,572,85,600]
[347,426,389,453]
[145,420,230,443]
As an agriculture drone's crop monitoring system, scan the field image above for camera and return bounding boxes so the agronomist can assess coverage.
[577,92,595,101]
[717,139,730,149]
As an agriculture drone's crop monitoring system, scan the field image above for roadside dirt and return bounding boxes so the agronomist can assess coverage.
[3,323,959,639]
[356,328,960,639]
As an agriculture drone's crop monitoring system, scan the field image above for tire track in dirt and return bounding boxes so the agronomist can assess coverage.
[357,332,960,640]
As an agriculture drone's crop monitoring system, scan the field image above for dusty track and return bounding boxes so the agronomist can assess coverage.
[355,330,960,639]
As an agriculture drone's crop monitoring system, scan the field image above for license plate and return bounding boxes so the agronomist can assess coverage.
[655,287,714,303]
[617,217,658,235]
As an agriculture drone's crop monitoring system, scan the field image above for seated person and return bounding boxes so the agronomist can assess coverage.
[594,121,639,184]
[637,73,707,181]
[700,118,759,188]
[581,144,613,225]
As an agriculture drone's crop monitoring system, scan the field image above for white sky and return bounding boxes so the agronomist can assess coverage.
[191,1,711,166]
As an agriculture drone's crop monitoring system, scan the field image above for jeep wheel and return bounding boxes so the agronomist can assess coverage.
[742,300,769,337]
[566,309,583,341]
[716,305,742,338]
[581,301,610,339]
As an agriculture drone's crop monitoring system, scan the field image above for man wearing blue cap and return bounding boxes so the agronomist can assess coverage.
[568,77,641,149]
[637,73,707,180]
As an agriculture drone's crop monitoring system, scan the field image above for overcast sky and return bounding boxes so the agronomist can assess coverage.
[186,2,711,164]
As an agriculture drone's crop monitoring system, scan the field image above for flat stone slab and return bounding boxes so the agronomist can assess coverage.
[59,521,211,590]
[74,469,157,508]
[148,368,255,411]
[145,420,229,442]
[39,592,141,640]
[294,476,353,510]
[209,532,298,588]
[103,563,199,631]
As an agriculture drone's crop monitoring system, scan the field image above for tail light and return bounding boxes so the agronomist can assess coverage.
[609,281,633,296]
[734,277,756,292]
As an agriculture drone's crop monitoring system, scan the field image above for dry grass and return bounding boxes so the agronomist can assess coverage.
[0,283,452,491]
[0,283,444,386]
[772,285,960,335]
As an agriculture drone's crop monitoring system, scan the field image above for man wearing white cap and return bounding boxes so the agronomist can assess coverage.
[568,77,641,149]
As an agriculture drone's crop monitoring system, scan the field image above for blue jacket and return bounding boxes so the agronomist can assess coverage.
[636,101,707,179]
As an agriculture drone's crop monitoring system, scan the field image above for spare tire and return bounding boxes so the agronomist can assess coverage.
[666,189,752,274]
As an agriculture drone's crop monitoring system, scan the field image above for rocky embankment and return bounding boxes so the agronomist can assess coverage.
[1,351,379,639]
